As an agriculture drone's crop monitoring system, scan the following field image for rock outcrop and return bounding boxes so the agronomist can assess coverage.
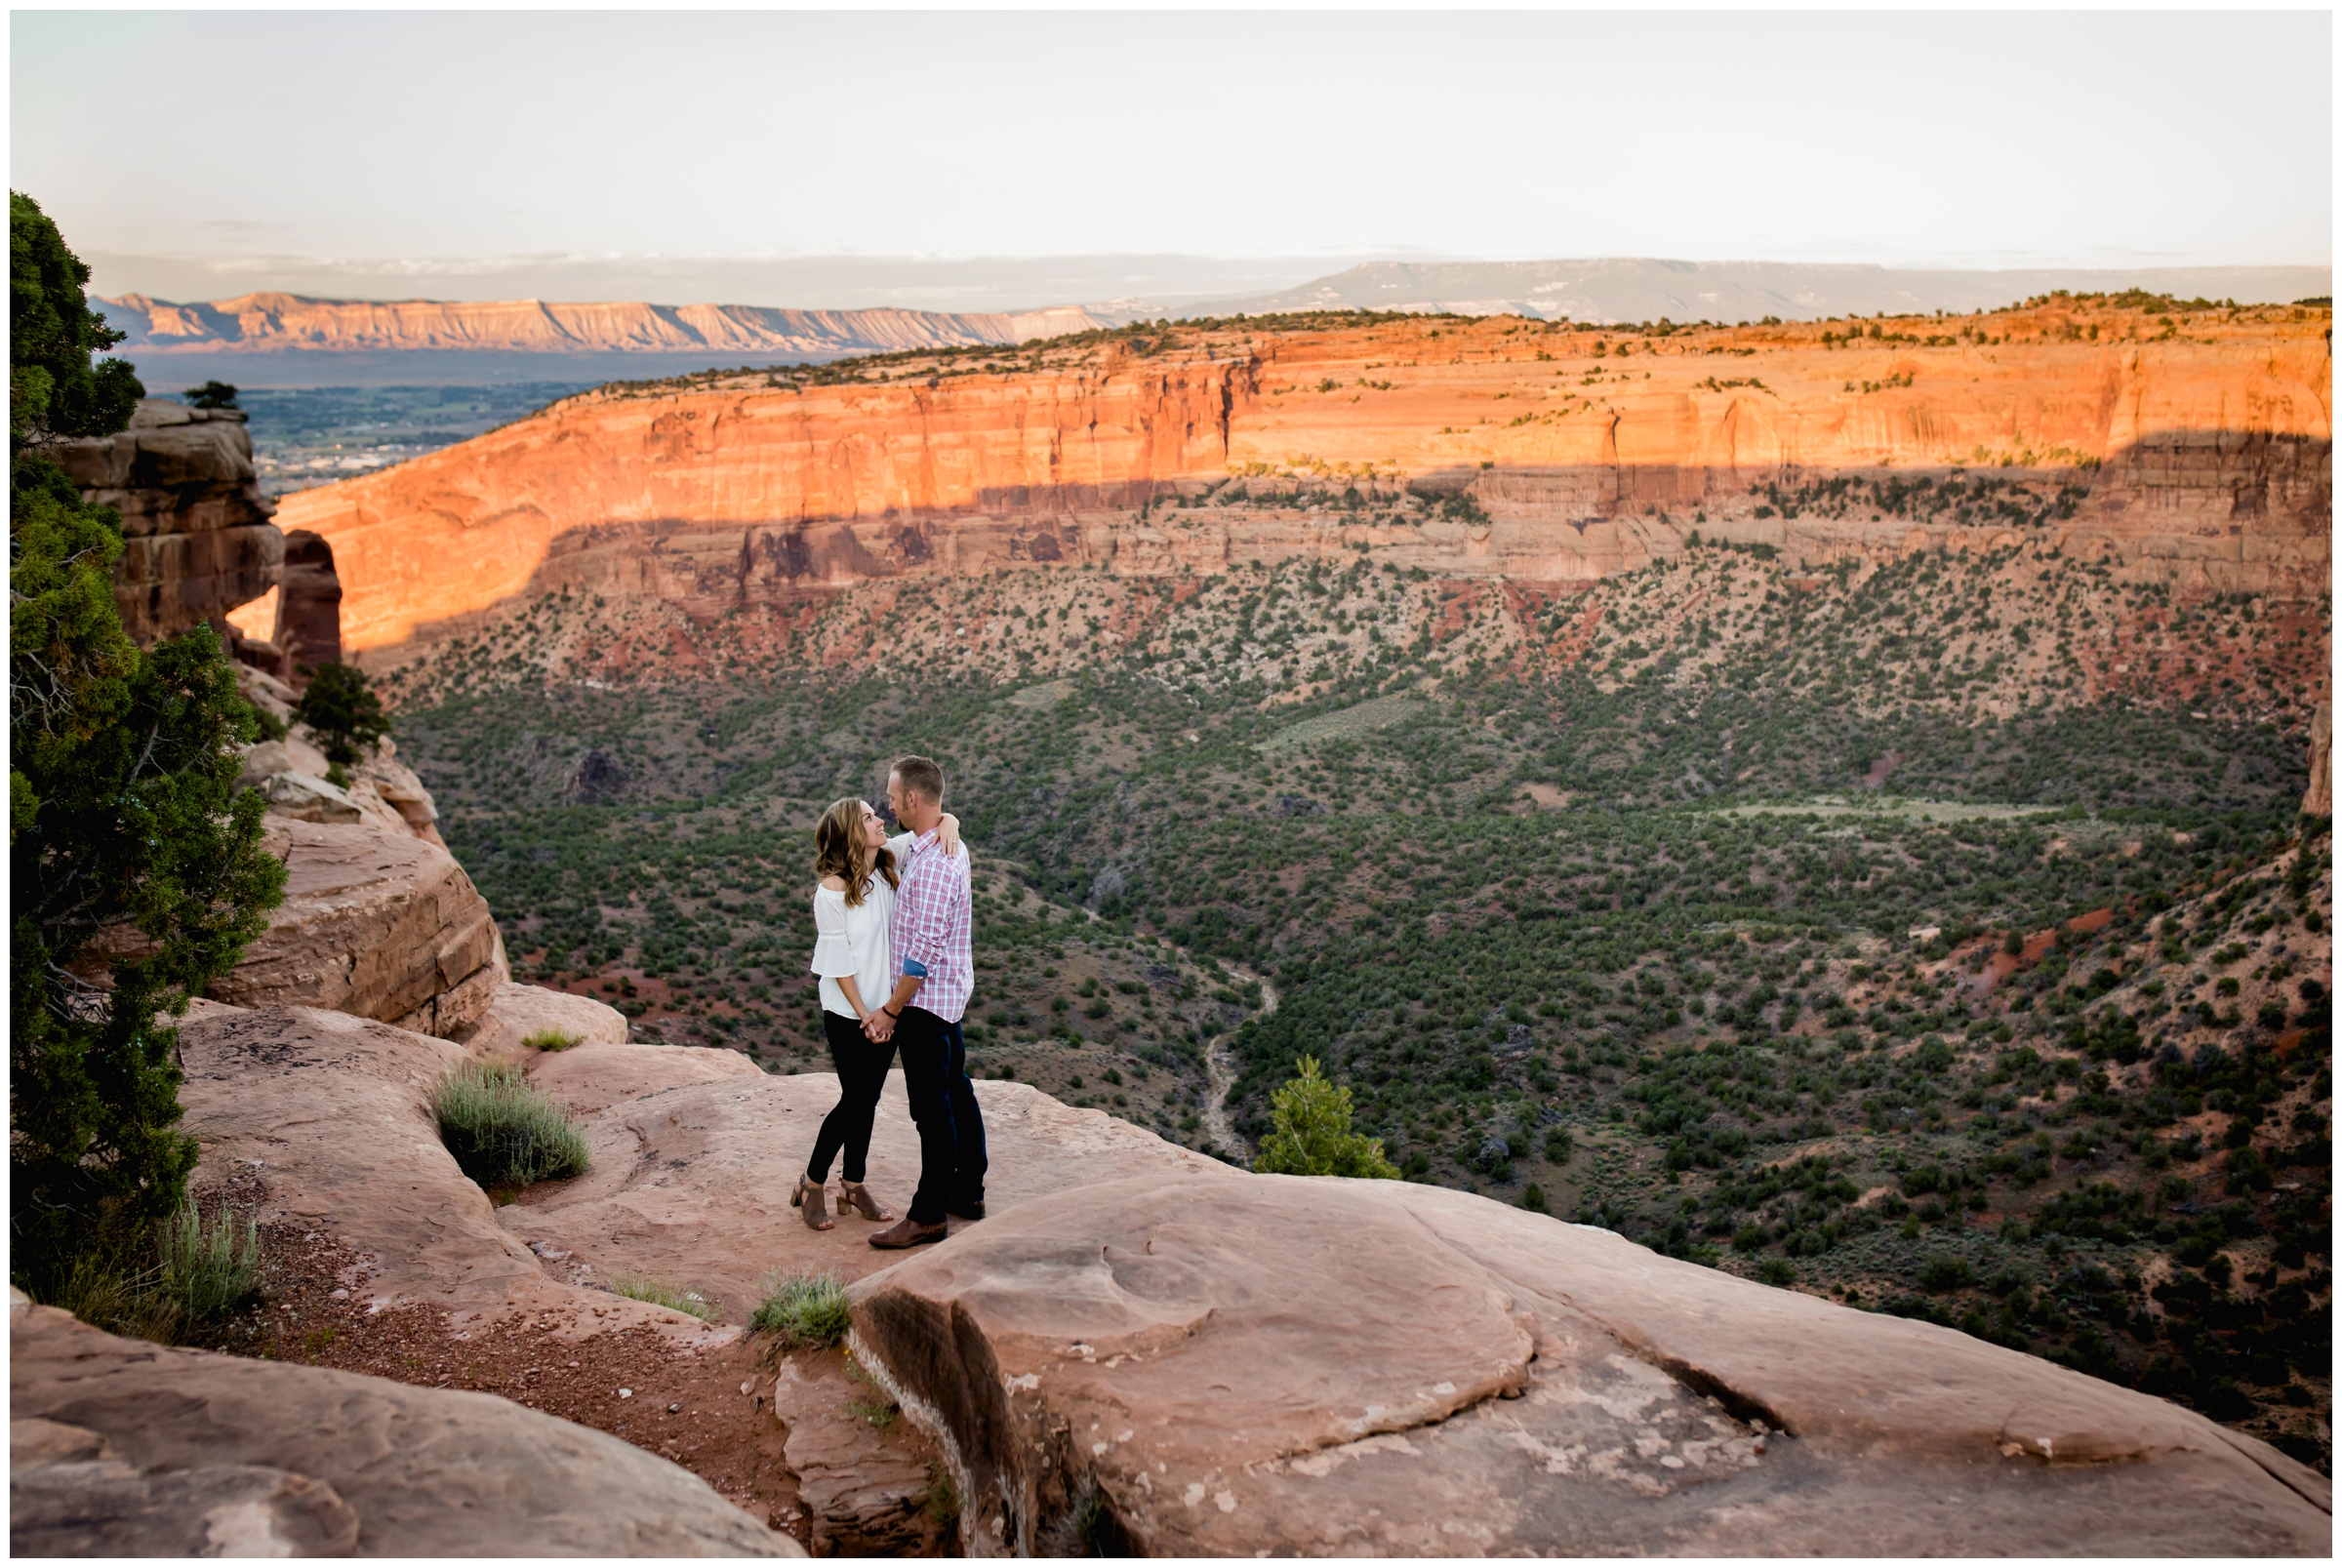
[205,822,503,1037]
[847,1173,2331,1557]
[455,980,631,1065]
[274,305,2332,655]
[51,397,283,648]
[11,1292,797,1555]
[272,527,344,674]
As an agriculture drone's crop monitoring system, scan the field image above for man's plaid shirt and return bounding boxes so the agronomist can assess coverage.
[890,827,973,1023]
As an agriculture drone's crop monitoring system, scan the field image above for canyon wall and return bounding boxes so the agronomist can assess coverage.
[274,306,2333,654]
[97,292,1114,360]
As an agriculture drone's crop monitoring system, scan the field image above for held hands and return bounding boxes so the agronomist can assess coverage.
[862,1008,896,1043]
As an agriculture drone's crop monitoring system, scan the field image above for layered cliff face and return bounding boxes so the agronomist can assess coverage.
[52,398,285,647]
[277,302,2332,658]
[98,291,1115,359]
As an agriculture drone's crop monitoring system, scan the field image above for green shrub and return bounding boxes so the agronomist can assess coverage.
[610,1270,716,1320]
[431,1063,588,1186]
[521,1026,586,1052]
[1253,1056,1399,1179]
[750,1267,851,1347]
[1918,1254,1974,1292]
[1757,1258,1797,1287]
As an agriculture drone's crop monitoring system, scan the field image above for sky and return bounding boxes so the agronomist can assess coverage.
[12,8,2332,310]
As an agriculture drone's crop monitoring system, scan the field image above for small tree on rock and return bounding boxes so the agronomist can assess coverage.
[1252,1056,1399,1179]
[182,381,238,411]
[292,661,390,776]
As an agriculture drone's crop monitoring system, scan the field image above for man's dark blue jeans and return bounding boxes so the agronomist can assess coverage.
[895,1005,987,1225]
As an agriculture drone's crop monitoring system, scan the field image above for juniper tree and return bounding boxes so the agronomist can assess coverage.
[11,191,284,1295]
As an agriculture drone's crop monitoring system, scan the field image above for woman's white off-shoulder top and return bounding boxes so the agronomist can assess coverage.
[810,874,897,1020]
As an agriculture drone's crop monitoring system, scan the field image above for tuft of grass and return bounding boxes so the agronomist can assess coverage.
[159,1198,261,1321]
[750,1266,851,1347]
[47,1246,181,1344]
[522,1025,586,1051]
[610,1270,718,1321]
[432,1062,589,1186]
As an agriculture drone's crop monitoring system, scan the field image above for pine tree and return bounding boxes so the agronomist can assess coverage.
[1252,1055,1400,1179]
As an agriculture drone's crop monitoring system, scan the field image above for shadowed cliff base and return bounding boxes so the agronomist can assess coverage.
[304,436,2328,688]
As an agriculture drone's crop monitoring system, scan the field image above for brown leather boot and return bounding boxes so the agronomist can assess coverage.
[868,1216,949,1249]
[791,1175,833,1231]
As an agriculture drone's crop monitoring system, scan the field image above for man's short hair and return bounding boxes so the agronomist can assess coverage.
[892,755,946,805]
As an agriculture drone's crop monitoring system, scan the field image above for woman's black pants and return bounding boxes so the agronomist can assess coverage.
[806,1010,896,1185]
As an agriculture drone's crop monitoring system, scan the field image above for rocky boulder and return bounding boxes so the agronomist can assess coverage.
[11,1292,797,1555]
[847,1173,2331,1557]
[51,397,283,647]
[207,820,503,1037]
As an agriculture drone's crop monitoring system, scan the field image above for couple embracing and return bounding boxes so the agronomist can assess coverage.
[795,755,987,1249]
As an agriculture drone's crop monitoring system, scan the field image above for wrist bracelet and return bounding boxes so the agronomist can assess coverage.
[883,1005,901,1019]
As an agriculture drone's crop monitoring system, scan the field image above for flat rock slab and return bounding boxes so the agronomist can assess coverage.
[207,820,503,1038]
[177,1002,719,1345]
[11,1294,797,1556]
[848,1172,2331,1557]
[507,1070,1224,1330]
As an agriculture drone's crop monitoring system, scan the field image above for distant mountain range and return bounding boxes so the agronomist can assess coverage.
[1173,259,2333,324]
[96,260,2329,387]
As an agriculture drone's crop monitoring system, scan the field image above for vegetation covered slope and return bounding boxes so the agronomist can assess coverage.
[381,412,2329,1475]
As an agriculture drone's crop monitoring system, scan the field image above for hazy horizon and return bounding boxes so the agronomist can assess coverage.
[14,10,2329,311]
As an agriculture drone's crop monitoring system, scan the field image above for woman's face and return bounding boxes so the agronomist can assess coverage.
[859,802,887,850]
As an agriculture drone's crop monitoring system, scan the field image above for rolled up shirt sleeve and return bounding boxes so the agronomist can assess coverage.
[809,894,856,978]
[898,864,948,980]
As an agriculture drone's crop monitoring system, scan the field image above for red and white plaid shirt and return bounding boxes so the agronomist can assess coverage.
[889,828,973,1023]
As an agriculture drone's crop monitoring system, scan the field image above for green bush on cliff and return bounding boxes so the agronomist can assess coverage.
[10,191,285,1303]
[431,1062,589,1186]
[291,660,391,770]
[1252,1056,1400,1179]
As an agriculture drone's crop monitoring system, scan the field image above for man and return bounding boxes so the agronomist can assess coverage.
[863,755,987,1247]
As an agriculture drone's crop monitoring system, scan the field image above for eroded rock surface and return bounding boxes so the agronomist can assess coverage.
[176,1002,708,1341]
[847,1173,2332,1557]
[508,1071,1223,1331]
[207,821,503,1036]
[52,397,283,646]
[11,1293,796,1555]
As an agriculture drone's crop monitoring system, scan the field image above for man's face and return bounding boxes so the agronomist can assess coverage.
[886,773,906,824]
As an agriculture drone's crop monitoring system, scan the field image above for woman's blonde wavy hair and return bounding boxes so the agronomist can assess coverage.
[813,796,898,907]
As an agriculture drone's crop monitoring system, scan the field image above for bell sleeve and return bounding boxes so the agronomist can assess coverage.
[809,893,856,978]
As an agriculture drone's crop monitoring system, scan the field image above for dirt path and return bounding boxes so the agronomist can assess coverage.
[1200,962,1278,1159]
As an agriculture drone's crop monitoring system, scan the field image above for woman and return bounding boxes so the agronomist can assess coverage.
[795,795,959,1229]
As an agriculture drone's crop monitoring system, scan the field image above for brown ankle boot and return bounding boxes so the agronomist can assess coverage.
[792,1175,833,1231]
